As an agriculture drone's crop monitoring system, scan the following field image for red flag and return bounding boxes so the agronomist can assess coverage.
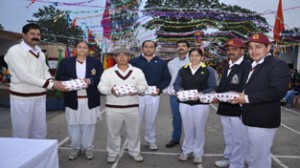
[101,0,111,39]
[273,0,285,42]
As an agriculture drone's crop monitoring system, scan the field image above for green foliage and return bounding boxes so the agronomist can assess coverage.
[28,5,83,45]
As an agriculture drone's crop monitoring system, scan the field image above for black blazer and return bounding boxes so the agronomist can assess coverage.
[216,59,251,116]
[56,56,103,110]
[242,55,290,128]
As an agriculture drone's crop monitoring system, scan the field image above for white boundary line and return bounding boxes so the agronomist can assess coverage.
[58,137,69,147]
[272,155,290,168]
[59,147,300,159]
[280,123,300,135]
[111,139,127,168]
[281,107,300,116]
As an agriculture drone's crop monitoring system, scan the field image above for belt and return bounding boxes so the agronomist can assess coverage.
[10,90,46,97]
[77,96,88,99]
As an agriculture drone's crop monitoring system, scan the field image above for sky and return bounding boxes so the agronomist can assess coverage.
[0,0,300,39]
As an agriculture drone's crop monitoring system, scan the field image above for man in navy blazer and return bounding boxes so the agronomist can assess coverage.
[215,38,251,168]
[232,33,290,168]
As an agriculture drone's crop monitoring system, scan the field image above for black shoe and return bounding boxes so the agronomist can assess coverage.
[165,140,179,148]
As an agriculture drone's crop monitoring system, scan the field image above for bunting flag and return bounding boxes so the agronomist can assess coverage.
[101,0,111,39]
[273,0,285,42]
[26,0,36,9]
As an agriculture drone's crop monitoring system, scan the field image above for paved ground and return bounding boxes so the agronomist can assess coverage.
[0,94,300,168]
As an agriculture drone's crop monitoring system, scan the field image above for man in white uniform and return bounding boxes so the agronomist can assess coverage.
[4,23,66,139]
[98,48,148,163]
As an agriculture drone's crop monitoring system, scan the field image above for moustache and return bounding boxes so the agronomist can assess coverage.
[31,38,40,42]
[227,53,235,57]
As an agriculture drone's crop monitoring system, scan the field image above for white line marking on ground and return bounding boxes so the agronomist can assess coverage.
[111,139,128,168]
[272,155,290,168]
[59,147,300,159]
[281,123,300,136]
[281,107,300,116]
[275,155,300,159]
[58,137,69,147]
[210,104,218,111]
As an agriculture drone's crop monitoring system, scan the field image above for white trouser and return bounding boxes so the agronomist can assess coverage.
[179,103,209,157]
[221,116,247,168]
[10,97,47,139]
[139,95,160,143]
[106,109,141,157]
[246,126,277,168]
[68,124,96,150]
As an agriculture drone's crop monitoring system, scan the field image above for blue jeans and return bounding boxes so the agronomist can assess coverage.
[284,90,298,105]
[170,95,182,141]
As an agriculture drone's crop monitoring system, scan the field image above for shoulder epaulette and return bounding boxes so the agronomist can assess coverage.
[184,63,190,68]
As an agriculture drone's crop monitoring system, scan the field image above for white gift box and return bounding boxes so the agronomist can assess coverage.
[62,79,87,91]
[144,86,158,95]
[199,93,216,103]
[113,84,138,96]
[216,92,240,102]
[162,86,176,95]
[177,89,199,101]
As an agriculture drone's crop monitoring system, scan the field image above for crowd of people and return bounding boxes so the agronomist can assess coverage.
[4,23,291,168]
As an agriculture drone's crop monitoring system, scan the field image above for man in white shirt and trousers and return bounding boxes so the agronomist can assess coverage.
[98,48,148,163]
[4,23,66,139]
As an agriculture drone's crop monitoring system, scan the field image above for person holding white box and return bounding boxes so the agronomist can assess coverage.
[56,41,103,160]
[98,48,148,163]
[130,40,171,150]
[4,23,67,139]
[174,48,217,164]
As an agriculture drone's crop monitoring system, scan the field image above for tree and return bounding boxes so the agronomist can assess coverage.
[28,5,83,45]
[0,23,4,30]
[143,0,269,45]
[110,0,141,46]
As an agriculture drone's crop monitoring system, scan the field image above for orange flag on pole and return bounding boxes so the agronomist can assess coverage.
[273,0,285,42]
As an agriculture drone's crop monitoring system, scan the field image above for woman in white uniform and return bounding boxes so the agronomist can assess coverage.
[56,41,103,160]
[174,48,217,164]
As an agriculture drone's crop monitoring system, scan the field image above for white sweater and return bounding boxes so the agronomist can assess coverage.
[98,64,148,111]
[4,43,52,97]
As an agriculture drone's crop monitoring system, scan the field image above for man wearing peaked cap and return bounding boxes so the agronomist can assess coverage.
[98,46,148,163]
[214,37,251,168]
[113,48,132,55]
[246,32,270,45]
[231,33,290,168]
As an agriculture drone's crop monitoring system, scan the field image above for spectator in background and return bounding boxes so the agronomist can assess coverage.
[283,85,299,108]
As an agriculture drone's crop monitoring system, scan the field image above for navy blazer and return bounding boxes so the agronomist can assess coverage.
[216,59,251,116]
[56,56,103,110]
[242,55,290,128]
